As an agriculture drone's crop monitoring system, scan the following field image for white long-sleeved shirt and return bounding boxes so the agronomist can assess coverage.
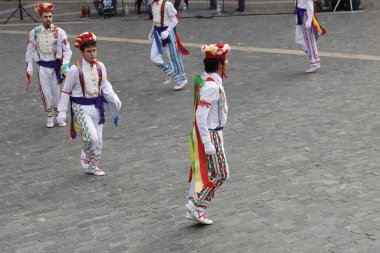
[26,24,72,65]
[296,0,314,25]
[58,59,120,113]
[152,0,178,31]
[196,72,228,145]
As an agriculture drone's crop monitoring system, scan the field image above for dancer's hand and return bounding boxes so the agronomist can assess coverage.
[204,143,215,155]
[160,30,169,40]
[114,99,122,110]
[57,111,66,125]
[305,20,312,29]
[27,62,33,76]
[61,63,69,78]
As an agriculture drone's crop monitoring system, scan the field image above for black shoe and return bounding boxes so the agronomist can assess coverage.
[235,8,244,12]
[209,6,216,10]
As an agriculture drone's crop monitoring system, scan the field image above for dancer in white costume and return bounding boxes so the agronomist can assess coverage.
[294,0,326,73]
[187,43,231,225]
[149,0,189,90]
[57,32,122,176]
[26,3,72,127]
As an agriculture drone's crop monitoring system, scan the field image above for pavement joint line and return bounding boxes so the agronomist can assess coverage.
[1,29,380,61]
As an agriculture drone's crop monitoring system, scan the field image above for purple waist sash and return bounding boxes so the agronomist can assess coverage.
[37,59,63,84]
[294,7,306,25]
[209,127,223,131]
[153,26,170,54]
[71,95,108,124]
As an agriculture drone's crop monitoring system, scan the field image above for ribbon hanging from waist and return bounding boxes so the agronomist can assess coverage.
[37,59,63,84]
[101,90,119,126]
[174,27,190,55]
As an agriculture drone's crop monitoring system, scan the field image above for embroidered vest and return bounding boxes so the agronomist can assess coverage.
[75,60,103,98]
[35,26,58,55]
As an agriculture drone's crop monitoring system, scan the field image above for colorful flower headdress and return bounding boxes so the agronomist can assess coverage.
[74,32,97,48]
[201,43,230,59]
[35,3,54,15]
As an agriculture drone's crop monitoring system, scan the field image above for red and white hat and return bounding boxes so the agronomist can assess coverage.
[201,43,230,59]
[74,32,97,48]
[35,3,54,15]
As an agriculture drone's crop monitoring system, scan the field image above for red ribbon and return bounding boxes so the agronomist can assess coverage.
[175,32,190,55]
[199,100,210,108]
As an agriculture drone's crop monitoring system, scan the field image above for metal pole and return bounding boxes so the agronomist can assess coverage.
[19,0,24,20]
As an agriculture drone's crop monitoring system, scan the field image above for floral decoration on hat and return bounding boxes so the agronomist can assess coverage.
[35,3,54,15]
[201,43,230,59]
[74,32,97,48]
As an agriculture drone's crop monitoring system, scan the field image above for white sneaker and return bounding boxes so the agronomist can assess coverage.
[173,80,188,90]
[58,121,66,127]
[306,63,320,73]
[185,211,199,223]
[80,149,89,169]
[85,167,106,176]
[163,73,173,85]
[185,202,213,225]
[46,117,54,128]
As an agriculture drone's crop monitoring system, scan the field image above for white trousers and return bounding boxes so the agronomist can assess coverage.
[38,65,61,117]
[150,38,171,67]
[72,103,103,170]
[295,25,320,65]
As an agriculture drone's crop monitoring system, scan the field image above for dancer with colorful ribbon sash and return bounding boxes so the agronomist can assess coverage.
[186,43,231,225]
[294,0,326,73]
[25,3,72,128]
[148,0,190,90]
[57,32,122,176]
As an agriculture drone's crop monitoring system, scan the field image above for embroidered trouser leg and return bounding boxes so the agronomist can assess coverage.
[72,104,103,170]
[38,66,60,117]
[167,31,187,84]
[150,38,172,76]
[295,23,320,65]
[189,130,229,211]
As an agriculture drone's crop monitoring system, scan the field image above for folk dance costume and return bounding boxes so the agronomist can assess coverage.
[186,43,231,225]
[57,32,122,176]
[149,0,190,90]
[295,0,326,73]
[25,3,72,127]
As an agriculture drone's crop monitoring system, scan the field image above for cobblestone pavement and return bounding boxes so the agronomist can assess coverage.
[1,2,380,253]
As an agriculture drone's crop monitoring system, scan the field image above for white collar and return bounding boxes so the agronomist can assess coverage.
[210,72,222,84]
[203,72,222,85]
[40,24,54,32]
[81,58,98,68]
